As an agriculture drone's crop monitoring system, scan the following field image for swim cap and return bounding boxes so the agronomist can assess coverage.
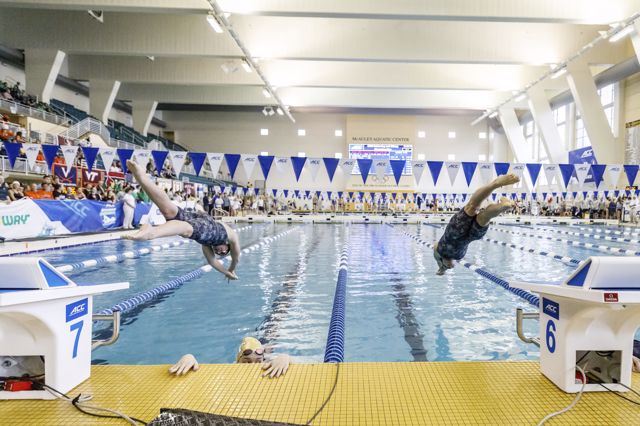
[236,337,262,362]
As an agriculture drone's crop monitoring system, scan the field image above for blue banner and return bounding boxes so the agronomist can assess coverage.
[290,157,307,181]
[190,152,207,176]
[151,150,169,172]
[258,155,274,180]
[41,144,60,171]
[323,158,340,182]
[427,161,443,185]
[568,146,598,183]
[3,141,21,168]
[357,159,372,184]
[461,162,477,186]
[224,154,241,178]
[590,164,606,187]
[82,146,100,173]
[117,149,134,173]
[389,159,405,185]
[494,162,510,176]
[624,165,639,186]
[559,164,575,188]
[526,163,542,187]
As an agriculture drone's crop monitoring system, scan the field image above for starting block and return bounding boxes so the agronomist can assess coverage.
[0,257,128,399]
[513,256,640,393]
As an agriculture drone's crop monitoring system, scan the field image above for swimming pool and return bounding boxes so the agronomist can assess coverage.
[21,222,640,365]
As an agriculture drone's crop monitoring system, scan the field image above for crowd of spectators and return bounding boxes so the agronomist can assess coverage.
[0,80,56,114]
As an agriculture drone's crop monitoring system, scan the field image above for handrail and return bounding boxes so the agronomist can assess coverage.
[92,310,121,350]
[0,98,72,126]
[516,308,540,347]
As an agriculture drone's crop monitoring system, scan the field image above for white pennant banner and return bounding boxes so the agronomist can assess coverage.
[606,164,622,187]
[207,153,224,176]
[509,163,526,180]
[543,164,559,186]
[306,158,322,181]
[412,161,427,184]
[445,161,461,185]
[574,164,591,186]
[61,145,79,173]
[133,149,151,166]
[22,143,40,170]
[100,148,116,173]
[241,154,258,178]
[478,162,494,184]
[374,159,389,179]
[169,150,187,176]
[274,157,290,174]
[339,159,356,175]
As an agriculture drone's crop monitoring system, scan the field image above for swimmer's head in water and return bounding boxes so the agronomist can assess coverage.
[433,243,454,275]
[213,242,231,257]
[236,337,268,363]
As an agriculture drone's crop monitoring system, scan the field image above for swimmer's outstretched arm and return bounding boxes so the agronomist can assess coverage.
[227,232,241,274]
[202,245,238,280]
[169,354,199,376]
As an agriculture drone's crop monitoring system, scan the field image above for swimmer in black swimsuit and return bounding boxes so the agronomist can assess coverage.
[434,173,520,275]
[123,160,240,281]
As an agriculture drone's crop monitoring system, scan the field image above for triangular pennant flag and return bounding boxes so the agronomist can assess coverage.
[241,154,258,178]
[357,159,373,184]
[294,190,300,198]
[604,190,609,198]
[348,192,354,199]
[340,158,356,176]
[461,162,477,187]
[116,148,134,174]
[445,162,461,185]
[61,145,79,173]
[337,191,343,199]
[624,165,639,186]
[574,164,591,186]
[462,193,467,202]
[206,153,224,177]
[224,154,241,179]
[412,161,426,185]
[391,193,397,200]
[509,163,525,180]
[327,191,332,199]
[274,156,290,174]
[243,187,249,195]
[606,164,622,187]
[478,163,493,184]
[390,160,405,185]
[558,164,575,188]
[151,150,169,173]
[272,189,278,197]
[168,150,187,176]
[427,161,444,185]
[133,149,151,167]
[374,159,389,179]
[290,156,307,181]
[305,190,311,199]
[41,144,60,171]
[492,193,497,201]
[190,152,207,176]
[582,191,589,200]
[22,143,40,170]
[562,192,567,199]
[590,164,606,188]
[258,155,275,180]
[543,164,558,186]
[81,146,99,173]
[323,158,340,182]
[306,158,322,182]
[572,192,578,199]
[542,192,547,200]
[511,193,517,200]
[99,147,116,173]
[526,163,542,187]
[494,162,510,176]
[283,190,289,198]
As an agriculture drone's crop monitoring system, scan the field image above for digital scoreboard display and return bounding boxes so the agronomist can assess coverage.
[348,144,413,175]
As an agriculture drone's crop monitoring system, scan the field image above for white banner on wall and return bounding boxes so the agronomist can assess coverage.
[606,164,622,186]
[412,161,426,185]
[207,153,224,176]
[339,159,356,176]
[543,164,559,186]
[274,157,290,175]
[23,143,40,170]
[306,158,322,182]
[510,163,526,180]
[445,162,461,185]
[374,159,389,180]
[133,149,151,166]
[100,148,116,172]
[241,154,258,178]
[478,162,494,184]
[61,145,79,173]
[574,164,590,186]
[169,151,187,176]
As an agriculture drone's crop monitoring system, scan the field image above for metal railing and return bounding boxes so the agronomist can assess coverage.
[516,308,540,347]
[92,311,121,350]
[0,98,72,126]
[60,117,111,143]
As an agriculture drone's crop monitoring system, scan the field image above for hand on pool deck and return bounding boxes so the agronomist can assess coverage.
[169,354,200,376]
[261,354,291,378]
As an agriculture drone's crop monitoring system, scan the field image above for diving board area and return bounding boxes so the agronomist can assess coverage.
[2,362,639,425]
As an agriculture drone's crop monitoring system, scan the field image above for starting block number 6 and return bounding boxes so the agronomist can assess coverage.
[546,320,556,354]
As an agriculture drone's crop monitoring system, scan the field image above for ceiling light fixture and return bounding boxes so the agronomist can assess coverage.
[268,107,275,116]
[206,12,224,33]
[276,107,284,116]
[262,107,268,116]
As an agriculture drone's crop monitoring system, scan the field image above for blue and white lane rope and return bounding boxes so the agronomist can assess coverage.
[491,225,640,256]
[390,224,539,307]
[55,224,255,273]
[479,236,583,266]
[532,225,640,244]
[99,226,298,316]
[573,225,640,237]
[324,238,350,363]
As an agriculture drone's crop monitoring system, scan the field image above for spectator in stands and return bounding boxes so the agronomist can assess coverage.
[122,187,136,230]
[8,181,25,201]
[24,183,40,199]
[0,176,8,204]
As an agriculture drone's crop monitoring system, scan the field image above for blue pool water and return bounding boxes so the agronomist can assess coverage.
[21,222,640,365]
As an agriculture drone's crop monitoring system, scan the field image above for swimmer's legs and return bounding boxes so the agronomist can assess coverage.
[123,220,193,241]
[476,197,515,227]
[127,160,178,220]
[464,173,520,215]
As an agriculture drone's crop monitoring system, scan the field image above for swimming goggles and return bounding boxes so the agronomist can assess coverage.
[241,348,264,357]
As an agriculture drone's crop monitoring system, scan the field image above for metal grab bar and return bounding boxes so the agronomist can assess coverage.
[516,308,540,347]
[92,311,121,350]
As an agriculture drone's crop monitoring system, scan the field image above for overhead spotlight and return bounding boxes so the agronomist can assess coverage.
[262,88,272,98]
[146,55,155,61]
[262,107,268,116]
[609,25,635,43]
[220,61,238,74]
[206,12,224,33]
[87,10,104,23]
[241,59,252,73]
[267,107,275,116]
[276,107,284,116]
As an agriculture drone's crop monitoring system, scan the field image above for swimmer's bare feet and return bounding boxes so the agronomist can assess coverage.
[122,224,153,241]
[497,196,515,212]
[492,173,520,188]
[126,160,142,178]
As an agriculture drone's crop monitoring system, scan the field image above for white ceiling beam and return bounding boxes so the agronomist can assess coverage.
[118,84,275,105]
[217,0,639,25]
[0,0,210,14]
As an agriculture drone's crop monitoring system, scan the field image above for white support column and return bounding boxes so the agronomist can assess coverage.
[630,21,640,60]
[498,107,532,163]
[24,49,66,103]
[132,100,158,136]
[90,80,120,124]
[566,58,618,164]
[526,86,566,164]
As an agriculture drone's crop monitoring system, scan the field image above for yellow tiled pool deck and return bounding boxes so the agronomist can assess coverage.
[2,361,639,425]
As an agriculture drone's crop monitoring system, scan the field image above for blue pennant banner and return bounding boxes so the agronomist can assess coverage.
[116,149,134,174]
[526,163,542,187]
[427,161,443,185]
[151,150,169,172]
[461,162,477,186]
[494,162,510,176]
[81,147,99,173]
[41,144,60,171]
[290,156,307,181]
[258,155,274,180]
[3,141,21,168]
[190,152,207,176]
[323,157,340,182]
[624,164,639,186]
[224,154,241,178]
[590,164,606,187]
[357,159,373,184]
[389,159,406,185]
[558,164,575,188]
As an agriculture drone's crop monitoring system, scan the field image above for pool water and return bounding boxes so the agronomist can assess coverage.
[22,222,640,365]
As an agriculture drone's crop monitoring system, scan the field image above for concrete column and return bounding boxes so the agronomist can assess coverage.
[24,49,66,103]
[526,86,565,164]
[132,100,158,136]
[498,107,532,163]
[630,21,640,59]
[566,58,618,164]
[90,79,121,124]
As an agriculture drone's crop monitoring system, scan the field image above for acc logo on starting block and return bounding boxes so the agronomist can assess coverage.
[66,298,89,322]
[542,298,560,320]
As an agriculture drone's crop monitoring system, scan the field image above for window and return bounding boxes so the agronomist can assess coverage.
[575,115,589,148]
[553,105,567,148]
[574,83,617,148]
